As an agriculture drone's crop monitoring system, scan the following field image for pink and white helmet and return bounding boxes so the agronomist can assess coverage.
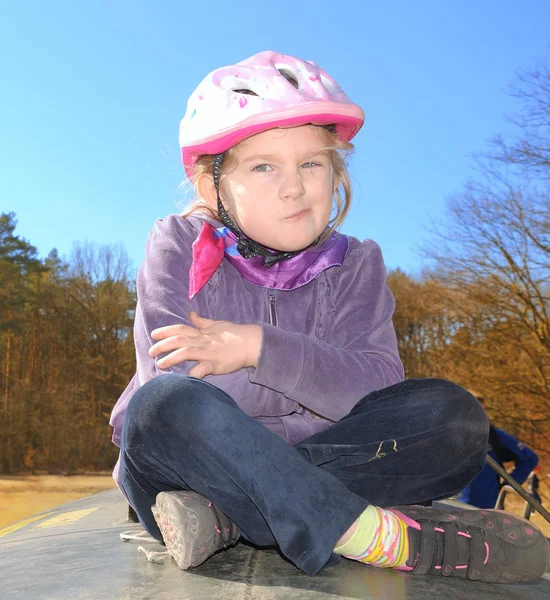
[179,50,365,177]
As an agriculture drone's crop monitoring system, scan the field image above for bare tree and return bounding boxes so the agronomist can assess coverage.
[420,58,550,454]
[487,58,550,177]
[388,269,462,379]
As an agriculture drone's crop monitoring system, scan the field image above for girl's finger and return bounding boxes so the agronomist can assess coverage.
[157,346,205,369]
[149,336,203,357]
[189,311,217,329]
[188,360,215,379]
[151,323,199,340]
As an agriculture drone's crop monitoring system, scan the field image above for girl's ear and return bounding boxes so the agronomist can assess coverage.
[197,174,218,212]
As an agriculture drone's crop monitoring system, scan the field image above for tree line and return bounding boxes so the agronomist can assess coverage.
[1,60,548,474]
[0,217,135,473]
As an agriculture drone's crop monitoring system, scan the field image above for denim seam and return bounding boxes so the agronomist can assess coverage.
[354,449,486,480]
[370,382,450,402]
[121,455,159,504]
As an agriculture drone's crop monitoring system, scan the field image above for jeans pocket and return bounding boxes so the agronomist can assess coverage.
[298,440,400,468]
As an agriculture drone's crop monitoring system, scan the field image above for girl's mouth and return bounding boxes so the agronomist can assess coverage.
[284,209,310,221]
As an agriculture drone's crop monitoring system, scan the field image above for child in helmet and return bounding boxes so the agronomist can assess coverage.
[110,51,548,584]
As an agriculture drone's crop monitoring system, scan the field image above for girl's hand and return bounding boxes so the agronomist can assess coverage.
[148,311,262,379]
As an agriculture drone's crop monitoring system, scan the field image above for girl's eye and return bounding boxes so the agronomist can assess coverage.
[252,164,272,172]
[252,161,322,172]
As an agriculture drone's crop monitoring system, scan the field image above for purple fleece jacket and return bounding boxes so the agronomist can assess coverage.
[110,214,404,485]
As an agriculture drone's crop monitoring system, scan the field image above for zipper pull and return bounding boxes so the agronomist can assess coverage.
[268,292,278,327]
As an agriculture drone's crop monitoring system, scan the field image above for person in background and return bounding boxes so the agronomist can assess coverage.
[459,393,539,509]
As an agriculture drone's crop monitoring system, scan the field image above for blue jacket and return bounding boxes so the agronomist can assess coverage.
[459,427,538,509]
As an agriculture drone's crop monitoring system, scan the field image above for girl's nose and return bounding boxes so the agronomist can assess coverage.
[279,169,306,201]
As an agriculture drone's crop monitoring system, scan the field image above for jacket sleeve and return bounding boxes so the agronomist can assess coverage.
[109,214,284,446]
[109,215,198,447]
[132,215,196,385]
[133,215,255,393]
[496,428,539,485]
[248,239,405,421]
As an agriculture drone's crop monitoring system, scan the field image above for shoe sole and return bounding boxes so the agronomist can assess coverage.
[152,491,239,570]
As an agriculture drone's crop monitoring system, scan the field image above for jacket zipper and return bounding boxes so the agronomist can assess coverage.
[268,292,278,327]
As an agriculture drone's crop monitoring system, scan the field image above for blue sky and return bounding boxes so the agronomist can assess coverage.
[1,1,549,275]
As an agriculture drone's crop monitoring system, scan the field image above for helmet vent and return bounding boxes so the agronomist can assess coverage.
[221,75,259,96]
[233,89,259,96]
[276,67,299,89]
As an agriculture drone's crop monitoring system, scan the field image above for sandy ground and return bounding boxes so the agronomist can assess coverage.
[1,474,548,537]
[0,474,116,528]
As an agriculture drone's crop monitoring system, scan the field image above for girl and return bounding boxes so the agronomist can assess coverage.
[110,50,548,584]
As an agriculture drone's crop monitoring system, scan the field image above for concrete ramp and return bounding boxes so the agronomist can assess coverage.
[1,489,549,599]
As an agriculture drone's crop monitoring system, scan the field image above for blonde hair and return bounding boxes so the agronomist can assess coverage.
[181,125,355,247]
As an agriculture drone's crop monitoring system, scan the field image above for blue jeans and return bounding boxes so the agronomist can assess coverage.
[119,375,488,575]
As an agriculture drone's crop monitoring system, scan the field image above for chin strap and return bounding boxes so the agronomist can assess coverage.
[212,154,319,267]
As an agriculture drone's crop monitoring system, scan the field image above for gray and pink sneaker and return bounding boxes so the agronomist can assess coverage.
[387,505,549,583]
[152,490,240,569]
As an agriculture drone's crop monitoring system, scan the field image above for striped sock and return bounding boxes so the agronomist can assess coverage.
[334,505,409,568]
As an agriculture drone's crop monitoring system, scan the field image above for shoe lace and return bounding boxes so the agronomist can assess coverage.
[120,529,170,564]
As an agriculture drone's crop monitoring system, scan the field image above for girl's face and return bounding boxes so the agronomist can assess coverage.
[219,125,337,252]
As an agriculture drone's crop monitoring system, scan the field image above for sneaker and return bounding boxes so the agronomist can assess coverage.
[388,505,549,583]
[152,490,240,569]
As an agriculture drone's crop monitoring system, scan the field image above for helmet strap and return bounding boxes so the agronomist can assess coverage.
[212,154,319,267]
